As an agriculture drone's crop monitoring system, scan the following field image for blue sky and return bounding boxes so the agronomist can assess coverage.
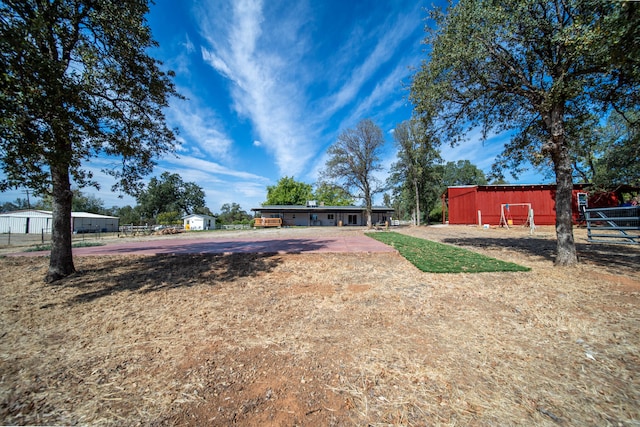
[1,0,547,212]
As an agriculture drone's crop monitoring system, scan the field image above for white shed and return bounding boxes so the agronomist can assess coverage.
[183,214,215,231]
[0,210,119,234]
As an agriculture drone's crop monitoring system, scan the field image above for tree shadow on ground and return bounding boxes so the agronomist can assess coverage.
[441,237,640,274]
[59,252,283,305]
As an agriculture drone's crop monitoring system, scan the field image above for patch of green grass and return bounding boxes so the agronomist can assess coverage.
[367,232,530,273]
[23,241,105,252]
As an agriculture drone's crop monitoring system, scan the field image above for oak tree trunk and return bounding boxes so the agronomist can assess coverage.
[545,105,578,266]
[46,163,75,283]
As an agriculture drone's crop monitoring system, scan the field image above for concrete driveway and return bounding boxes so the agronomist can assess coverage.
[8,228,397,256]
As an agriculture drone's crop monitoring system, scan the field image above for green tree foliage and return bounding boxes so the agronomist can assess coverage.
[324,119,386,228]
[156,211,181,226]
[112,205,141,225]
[0,0,181,281]
[570,112,640,188]
[217,203,252,225]
[440,160,487,188]
[0,197,31,212]
[410,0,640,266]
[313,182,354,206]
[71,190,104,213]
[387,119,442,226]
[264,176,313,206]
[136,172,206,220]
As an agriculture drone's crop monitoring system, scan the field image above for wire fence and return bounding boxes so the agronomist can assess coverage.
[0,229,121,249]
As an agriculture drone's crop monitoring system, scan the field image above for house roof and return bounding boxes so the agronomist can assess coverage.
[182,214,216,219]
[251,205,393,212]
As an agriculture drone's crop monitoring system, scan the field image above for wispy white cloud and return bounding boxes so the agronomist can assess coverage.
[182,33,195,54]
[197,0,318,177]
[168,155,268,182]
[339,62,413,131]
[159,155,270,209]
[322,7,422,120]
[168,93,234,162]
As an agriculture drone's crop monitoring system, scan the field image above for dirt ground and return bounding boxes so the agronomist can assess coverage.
[0,225,638,426]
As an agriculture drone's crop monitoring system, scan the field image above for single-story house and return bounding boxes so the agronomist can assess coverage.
[0,210,119,234]
[183,214,216,231]
[251,202,395,227]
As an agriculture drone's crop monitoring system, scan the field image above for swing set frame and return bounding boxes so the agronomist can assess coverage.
[499,203,535,233]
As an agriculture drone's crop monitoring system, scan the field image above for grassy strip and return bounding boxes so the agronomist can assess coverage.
[23,241,105,252]
[367,231,530,273]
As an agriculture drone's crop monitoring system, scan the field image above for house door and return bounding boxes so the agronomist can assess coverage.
[347,214,358,225]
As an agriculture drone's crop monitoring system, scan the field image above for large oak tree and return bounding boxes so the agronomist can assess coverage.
[411,0,640,265]
[0,0,181,281]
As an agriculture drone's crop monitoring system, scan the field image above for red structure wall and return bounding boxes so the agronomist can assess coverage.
[447,185,586,226]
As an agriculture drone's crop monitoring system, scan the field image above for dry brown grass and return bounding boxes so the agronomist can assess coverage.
[0,225,638,426]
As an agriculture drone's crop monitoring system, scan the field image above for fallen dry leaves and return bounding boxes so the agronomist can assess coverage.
[0,225,638,426]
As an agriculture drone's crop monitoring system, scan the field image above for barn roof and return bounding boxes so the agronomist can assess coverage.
[251,205,393,212]
[0,209,118,219]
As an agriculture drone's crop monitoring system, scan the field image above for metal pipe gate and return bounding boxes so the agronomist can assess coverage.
[585,206,640,244]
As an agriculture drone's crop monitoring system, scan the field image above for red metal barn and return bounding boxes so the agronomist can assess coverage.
[446,185,587,226]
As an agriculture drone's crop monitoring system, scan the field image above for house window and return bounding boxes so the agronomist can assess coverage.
[328,214,334,220]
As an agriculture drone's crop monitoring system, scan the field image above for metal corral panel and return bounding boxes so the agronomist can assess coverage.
[72,217,119,233]
[448,185,585,226]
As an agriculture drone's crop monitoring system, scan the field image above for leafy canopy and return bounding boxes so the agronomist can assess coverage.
[0,0,181,196]
[324,119,387,227]
[264,176,313,206]
[313,182,354,206]
[0,0,181,281]
[410,0,640,266]
[218,203,252,224]
[387,119,442,225]
[136,172,206,219]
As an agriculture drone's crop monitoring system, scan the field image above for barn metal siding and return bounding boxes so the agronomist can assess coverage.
[448,185,585,226]
[448,187,479,225]
[1,210,119,233]
[0,210,53,233]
